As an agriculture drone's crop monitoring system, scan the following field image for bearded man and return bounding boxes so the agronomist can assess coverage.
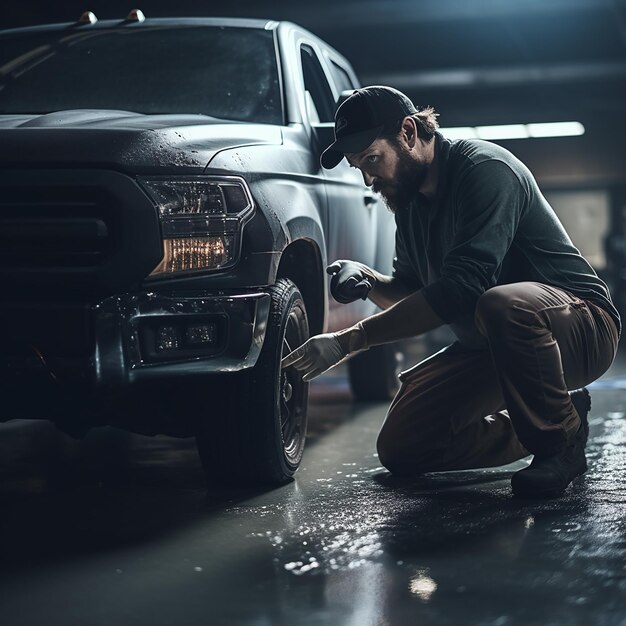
[282,86,620,497]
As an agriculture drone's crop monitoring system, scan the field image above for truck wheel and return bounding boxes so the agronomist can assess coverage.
[196,278,309,486]
[348,343,403,402]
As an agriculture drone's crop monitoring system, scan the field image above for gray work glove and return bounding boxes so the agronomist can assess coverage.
[281,333,347,381]
[281,323,368,381]
[326,260,376,304]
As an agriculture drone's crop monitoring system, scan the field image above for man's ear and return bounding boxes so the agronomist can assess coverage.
[400,116,418,148]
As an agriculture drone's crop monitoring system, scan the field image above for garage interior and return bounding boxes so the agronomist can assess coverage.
[1,1,625,625]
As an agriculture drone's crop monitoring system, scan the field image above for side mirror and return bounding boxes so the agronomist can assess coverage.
[310,90,357,164]
[311,121,335,160]
[337,89,354,108]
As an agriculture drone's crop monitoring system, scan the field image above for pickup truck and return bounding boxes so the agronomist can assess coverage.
[0,13,400,485]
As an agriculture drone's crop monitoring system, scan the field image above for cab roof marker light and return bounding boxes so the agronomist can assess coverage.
[79,11,98,24]
[440,121,585,140]
[126,9,146,22]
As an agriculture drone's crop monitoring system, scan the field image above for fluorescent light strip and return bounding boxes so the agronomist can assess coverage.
[440,121,585,140]
[478,124,528,139]
[527,122,585,137]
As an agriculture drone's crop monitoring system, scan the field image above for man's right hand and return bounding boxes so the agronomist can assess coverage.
[326,260,377,304]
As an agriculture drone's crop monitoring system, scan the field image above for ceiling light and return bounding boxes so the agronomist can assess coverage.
[527,121,585,137]
[476,124,528,140]
[439,126,477,140]
[440,121,585,140]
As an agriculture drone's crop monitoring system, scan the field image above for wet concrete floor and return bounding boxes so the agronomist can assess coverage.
[0,347,625,625]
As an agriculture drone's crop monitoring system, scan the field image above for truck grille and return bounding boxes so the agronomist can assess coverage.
[0,191,112,269]
[0,169,163,301]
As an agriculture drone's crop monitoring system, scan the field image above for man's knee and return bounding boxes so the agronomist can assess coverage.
[376,420,434,476]
[376,425,404,474]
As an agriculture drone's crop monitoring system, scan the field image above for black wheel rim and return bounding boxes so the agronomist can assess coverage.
[279,305,307,465]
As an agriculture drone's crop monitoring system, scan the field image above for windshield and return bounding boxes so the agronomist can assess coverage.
[0,26,282,124]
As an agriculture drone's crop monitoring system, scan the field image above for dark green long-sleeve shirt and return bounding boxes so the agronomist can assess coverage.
[393,132,621,347]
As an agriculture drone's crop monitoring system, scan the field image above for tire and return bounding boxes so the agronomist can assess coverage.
[195,278,310,486]
[348,342,403,402]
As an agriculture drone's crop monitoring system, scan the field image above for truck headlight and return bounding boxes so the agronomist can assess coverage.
[139,176,254,275]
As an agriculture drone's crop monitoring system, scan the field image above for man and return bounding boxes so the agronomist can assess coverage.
[282,86,621,497]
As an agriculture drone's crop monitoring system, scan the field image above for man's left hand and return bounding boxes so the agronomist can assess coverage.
[281,333,347,381]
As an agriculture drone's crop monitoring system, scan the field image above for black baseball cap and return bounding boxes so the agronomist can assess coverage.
[321,85,417,169]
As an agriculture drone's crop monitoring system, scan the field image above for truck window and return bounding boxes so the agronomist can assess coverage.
[0,26,282,124]
[300,44,335,123]
[329,60,356,94]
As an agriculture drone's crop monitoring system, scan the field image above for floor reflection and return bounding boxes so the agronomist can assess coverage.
[0,354,625,625]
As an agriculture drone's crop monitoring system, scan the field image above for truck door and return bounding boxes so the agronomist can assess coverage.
[300,44,380,328]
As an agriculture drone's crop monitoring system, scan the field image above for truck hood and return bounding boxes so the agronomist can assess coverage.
[0,110,283,171]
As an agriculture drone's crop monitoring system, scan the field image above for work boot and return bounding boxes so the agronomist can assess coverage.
[511,388,591,498]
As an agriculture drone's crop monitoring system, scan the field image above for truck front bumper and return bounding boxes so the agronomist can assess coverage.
[0,291,271,424]
[97,290,271,385]
[0,292,270,390]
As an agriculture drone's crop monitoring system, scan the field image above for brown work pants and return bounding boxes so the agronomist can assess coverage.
[376,282,620,474]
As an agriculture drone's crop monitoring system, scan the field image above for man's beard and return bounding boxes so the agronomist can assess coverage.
[373,145,429,213]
